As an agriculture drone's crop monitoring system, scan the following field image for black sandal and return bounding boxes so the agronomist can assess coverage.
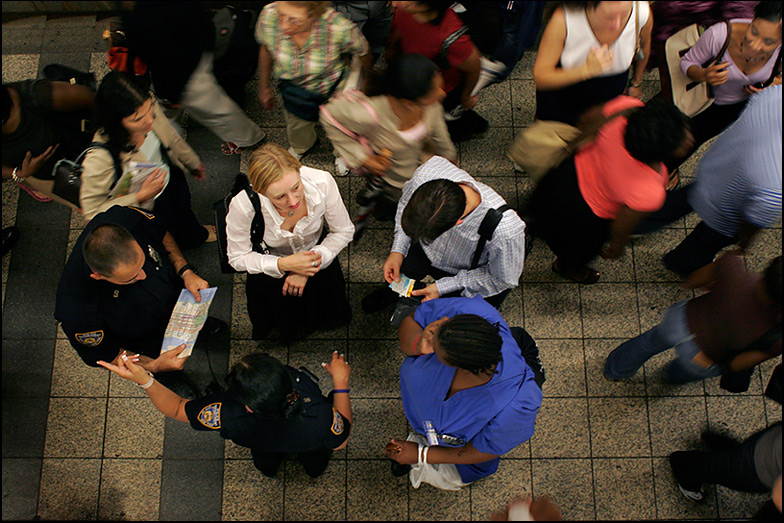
[552,260,600,284]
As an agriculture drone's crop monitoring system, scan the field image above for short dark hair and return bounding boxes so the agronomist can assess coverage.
[401,179,466,244]
[436,314,503,375]
[385,54,438,101]
[416,1,454,23]
[624,103,690,164]
[226,353,303,419]
[754,1,782,24]
[1,85,11,126]
[82,223,140,277]
[93,71,152,155]
[763,256,782,309]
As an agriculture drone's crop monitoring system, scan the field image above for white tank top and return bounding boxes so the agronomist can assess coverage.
[560,1,650,76]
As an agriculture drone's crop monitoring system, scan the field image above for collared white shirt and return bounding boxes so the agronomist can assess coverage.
[226,166,354,278]
[391,156,527,297]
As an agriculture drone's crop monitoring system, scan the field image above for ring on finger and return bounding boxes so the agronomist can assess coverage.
[311,261,318,267]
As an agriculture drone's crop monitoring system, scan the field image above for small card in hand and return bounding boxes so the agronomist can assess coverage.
[389,274,415,297]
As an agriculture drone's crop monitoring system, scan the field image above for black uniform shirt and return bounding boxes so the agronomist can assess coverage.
[54,206,183,366]
[184,367,351,453]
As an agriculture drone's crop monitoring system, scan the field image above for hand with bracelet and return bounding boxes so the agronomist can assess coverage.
[177,263,209,303]
[626,80,643,99]
[98,350,158,387]
[10,144,61,182]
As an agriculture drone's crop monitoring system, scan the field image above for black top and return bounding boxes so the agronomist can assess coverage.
[535,68,629,126]
[185,367,351,453]
[54,206,183,366]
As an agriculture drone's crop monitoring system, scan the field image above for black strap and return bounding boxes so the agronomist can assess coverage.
[79,142,123,189]
[471,204,512,270]
[243,186,268,255]
[435,26,469,70]
[762,47,782,88]
[685,20,732,93]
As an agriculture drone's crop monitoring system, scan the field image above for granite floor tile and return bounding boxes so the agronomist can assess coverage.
[348,227,394,282]
[704,366,763,397]
[588,397,651,457]
[475,176,518,209]
[2,339,55,398]
[43,397,106,458]
[409,481,470,521]
[523,283,582,338]
[476,80,513,128]
[41,15,102,53]
[89,50,111,81]
[536,339,586,397]
[706,396,767,442]
[592,458,656,521]
[586,247,635,282]
[498,287,524,328]
[716,486,771,520]
[509,51,536,80]
[1,458,41,520]
[652,456,718,520]
[531,458,595,521]
[348,398,407,459]
[163,416,225,461]
[98,459,162,521]
[349,284,400,339]
[584,338,646,397]
[50,339,109,397]
[459,128,515,177]
[103,398,165,459]
[108,371,148,398]
[647,396,708,457]
[1,17,46,54]
[160,459,223,521]
[530,397,590,458]
[347,460,409,521]
[1,53,40,81]
[2,397,49,459]
[510,79,536,127]
[764,396,782,426]
[36,52,92,79]
[284,459,346,521]
[580,283,640,339]
[231,282,252,339]
[519,236,563,283]
[349,339,405,398]
[38,458,101,520]
[636,283,694,332]
[632,230,689,283]
[222,459,284,521]
[644,352,707,397]
[470,459,531,521]
[744,227,782,274]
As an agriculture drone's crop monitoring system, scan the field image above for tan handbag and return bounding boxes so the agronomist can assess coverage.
[663,21,731,117]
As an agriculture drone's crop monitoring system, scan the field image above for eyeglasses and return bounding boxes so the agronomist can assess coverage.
[277,12,309,27]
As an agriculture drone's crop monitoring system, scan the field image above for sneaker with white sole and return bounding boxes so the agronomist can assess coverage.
[287,147,303,161]
[676,482,705,503]
[334,157,349,176]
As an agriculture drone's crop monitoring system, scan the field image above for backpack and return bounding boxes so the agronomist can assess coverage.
[212,5,260,106]
[213,173,269,274]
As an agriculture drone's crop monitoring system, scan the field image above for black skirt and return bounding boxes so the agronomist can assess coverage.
[245,258,352,342]
[536,69,629,126]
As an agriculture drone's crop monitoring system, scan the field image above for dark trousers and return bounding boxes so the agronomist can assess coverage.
[672,425,777,493]
[251,447,333,478]
[525,157,612,269]
[666,100,747,172]
[153,165,207,250]
[401,242,510,308]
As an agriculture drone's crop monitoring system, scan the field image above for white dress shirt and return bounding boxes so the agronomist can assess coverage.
[226,166,354,278]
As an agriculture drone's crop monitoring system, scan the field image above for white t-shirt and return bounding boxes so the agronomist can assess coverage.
[560,1,650,75]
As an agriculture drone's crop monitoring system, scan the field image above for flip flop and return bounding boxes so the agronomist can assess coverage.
[204,225,217,243]
[666,168,680,191]
[552,259,600,284]
[220,133,267,155]
[16,182,53,202]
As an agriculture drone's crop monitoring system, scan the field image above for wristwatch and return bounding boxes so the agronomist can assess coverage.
[177,263,198,278]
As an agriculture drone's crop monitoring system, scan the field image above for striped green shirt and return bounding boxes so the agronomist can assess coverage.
[256,3,369,96]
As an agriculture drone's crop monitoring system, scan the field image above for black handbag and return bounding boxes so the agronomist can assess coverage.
[51,143,121,209]
[277,65,346,122]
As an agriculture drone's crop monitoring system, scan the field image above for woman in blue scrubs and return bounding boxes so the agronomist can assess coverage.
[386,296,543,485]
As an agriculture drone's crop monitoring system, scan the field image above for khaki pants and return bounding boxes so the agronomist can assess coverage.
[283,109,318,155]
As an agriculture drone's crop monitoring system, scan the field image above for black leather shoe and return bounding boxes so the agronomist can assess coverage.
[361,285,398,313]
[2,226,20,257]
[390,460,412,477]
[201,316,227,337]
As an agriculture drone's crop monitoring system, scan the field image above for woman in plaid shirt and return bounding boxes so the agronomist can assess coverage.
[255,1,372,163]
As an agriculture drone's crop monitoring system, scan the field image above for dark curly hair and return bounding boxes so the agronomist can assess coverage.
[92,71,152,156]
[624,102,690,164]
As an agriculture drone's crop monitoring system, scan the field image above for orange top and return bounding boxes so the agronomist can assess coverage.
[574,96,668,220]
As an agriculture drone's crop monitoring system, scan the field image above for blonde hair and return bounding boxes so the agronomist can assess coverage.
[247,143,302,195]
[283,1,331,19]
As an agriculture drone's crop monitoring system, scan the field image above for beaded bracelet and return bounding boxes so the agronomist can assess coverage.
[11,167,23,183]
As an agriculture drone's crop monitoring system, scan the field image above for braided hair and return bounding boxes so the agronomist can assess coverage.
[225,353,304,420]
[436,314,503,375]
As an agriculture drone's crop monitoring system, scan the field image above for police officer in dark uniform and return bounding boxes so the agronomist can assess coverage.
[54,205,225,373]
[98,349,352,478]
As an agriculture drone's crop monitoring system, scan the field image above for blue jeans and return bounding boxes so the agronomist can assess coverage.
[604,301,724,383]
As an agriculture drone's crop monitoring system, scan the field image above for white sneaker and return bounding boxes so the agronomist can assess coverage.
[334,157,349,177]
[676,482,704,503]
[513,162,524,173]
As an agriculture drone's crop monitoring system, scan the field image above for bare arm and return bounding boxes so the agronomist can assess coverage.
[629,11,653,87]
[602,205,648,259]
[533,8,591,90]
[727,350,775,372]
[457,47,481,107]
[398,314,424,357]
[49,81,95,112]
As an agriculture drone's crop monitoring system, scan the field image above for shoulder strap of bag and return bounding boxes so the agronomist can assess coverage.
[634,1,640,58]
[436,26,469,70]
[78,142,123,188]
[472,204,512,269]
[567,107,638,153]
[762,47,782,88]
[319,92,380,156]
[243,185,269,255]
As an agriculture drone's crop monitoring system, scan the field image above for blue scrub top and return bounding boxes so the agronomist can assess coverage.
[400,296,542,483]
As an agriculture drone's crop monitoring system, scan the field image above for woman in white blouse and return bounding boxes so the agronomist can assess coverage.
[226,143,354,343]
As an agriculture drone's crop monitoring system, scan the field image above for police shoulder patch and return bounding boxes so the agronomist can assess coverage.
[330,408,344,435]
[129,207,155,219]
[75,330,104,347]
[198,402,222,429]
